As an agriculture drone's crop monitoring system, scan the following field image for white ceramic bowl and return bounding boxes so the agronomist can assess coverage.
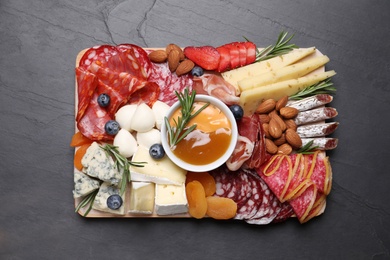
[161,95,238,172]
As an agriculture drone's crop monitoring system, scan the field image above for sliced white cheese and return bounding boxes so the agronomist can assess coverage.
[81,142,122,186]
[113,129,138,158]
[136,129,161,149]
[73,170,100,198]
[222,47,316,90]
[128,182,155,214]
[130,103,155,133]
[130,146,186,185]
[155,183,188,215]
[92,182,125,215]
[152,100,170,130]
[239,70,336,115]
[238,55,330,91]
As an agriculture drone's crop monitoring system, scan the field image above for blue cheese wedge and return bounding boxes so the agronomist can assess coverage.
[130,146,186,185]
[81,142,122,185]
[73,170,100,198]
[92,182,125,215]
[128,182,155,214]
[155,183,188,216]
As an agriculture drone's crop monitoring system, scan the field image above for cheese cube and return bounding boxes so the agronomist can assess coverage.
[92,182,125,215]
[129,182,155,214]
[130,146,186,185]
[155,183,188,215]
[81,142,122,186]
[73,170,100,198]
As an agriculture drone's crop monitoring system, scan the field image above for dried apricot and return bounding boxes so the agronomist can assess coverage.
[185,181,207,219]
[70,132,92,147]
[73,143,91,171]
[206,196,237,220]
[185,171,216,197]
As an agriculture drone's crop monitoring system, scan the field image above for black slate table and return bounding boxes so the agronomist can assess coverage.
[1,0,389,259]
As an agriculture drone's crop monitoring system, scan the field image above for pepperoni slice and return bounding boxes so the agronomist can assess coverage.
[78,45,121,71]
[127,82,160,107]
[77,92,113,141]
[117,44,152,78]
[75,67,98,122]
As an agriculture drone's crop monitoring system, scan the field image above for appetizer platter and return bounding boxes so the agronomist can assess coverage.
[71,32,339,224]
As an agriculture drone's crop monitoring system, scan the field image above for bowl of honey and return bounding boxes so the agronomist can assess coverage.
[161,94,238,172]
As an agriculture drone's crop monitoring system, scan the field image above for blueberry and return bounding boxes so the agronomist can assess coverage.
[191,66,204,77]
[104,120,120,135]
[149,143,165,160]
[107,194,123,210]
[229,104,244,121]
[97,93,110,107]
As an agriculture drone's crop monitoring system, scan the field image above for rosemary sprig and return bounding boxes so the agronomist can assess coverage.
[75,189,99,217]
[255,31,298,62]
[289,79,336,100]
[296,140,319,154]
[165,88,209,147]
[100,144,146,195]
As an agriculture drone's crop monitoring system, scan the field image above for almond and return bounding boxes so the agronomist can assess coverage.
[278,143,292,155]
[166,43,185,61]
[275,95,288,111]
[274,133,286,146]
[148,50,168,63]
[168,49,180,72]
[262,123,271,139]
[265,138,278,154]
[268,118,282,139]
[284,119,297,131]
[256,99,276,114]
[269,112,286,132]
[285,128,302,149]
[259,114,270,124]
[280,107,299,119]
[176,59,195,76]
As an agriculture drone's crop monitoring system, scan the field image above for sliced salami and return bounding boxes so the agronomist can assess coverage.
[116,44,150,79]
[75,67,98,122]
[297,122,339,137]
[294,107,338,125]
[287,94,333,112]
[77,92,113,141]
[127,82,160,107]
[79,45,121,71]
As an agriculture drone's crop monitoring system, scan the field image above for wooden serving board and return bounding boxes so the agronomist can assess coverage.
[73,47,326,218]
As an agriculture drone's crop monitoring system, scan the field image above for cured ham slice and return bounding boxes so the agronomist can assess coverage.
[198,74,240,105]
[226,115,266,171]
[257,151,332,223]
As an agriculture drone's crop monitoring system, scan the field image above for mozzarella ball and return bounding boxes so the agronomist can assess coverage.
[113,129,138,158]
[130,103,155,133]
[152,101,170,130]
[115,104,137,131]
[136,129,161,149]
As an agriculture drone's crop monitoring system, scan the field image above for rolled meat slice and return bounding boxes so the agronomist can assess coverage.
[287,94,333,112]
[294,107,338,125]
[297,122,339,137]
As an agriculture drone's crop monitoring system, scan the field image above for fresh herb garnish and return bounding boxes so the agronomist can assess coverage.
[255,31,298,62]
[296,140,319,154]
[289,79,336,100]
[101,144,146,195]
[75,189,99,217]
[165,88,209,147]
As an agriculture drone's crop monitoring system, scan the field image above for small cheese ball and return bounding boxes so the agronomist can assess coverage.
[152,100,170,130]
[113,129,138,158]
[136,129,161,149]
[131,103,155,133]
[115,104,137,131]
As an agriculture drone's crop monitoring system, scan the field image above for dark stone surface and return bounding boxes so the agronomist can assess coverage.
[1,0,389,259]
